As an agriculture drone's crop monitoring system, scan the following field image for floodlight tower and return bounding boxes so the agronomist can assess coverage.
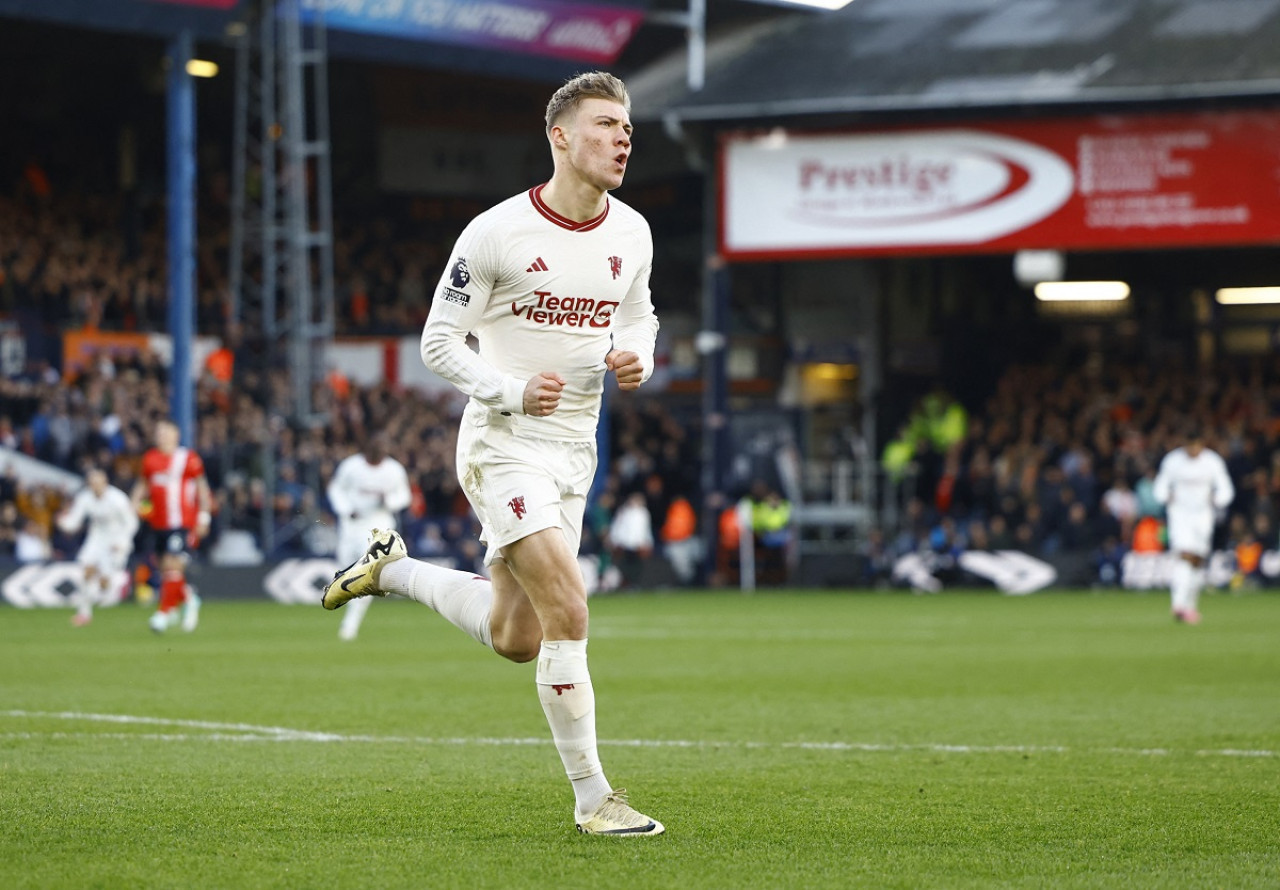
[228,0,335,553]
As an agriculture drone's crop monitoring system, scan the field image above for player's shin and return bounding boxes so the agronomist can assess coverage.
[71,570,94,624]
[158,570,187,614]
[1187,564,1206,612]
[536,639,612,818]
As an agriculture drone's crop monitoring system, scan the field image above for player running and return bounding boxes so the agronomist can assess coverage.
[323,72,664,836]
[1153,424,1235,624]
[57,468,139,626]
[132,419,213,633]
[326,433,412,641]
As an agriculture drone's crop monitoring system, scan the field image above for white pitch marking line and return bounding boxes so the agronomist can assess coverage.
[1,711,1274,758]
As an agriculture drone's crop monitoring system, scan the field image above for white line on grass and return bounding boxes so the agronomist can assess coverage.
[2,710,1274,759]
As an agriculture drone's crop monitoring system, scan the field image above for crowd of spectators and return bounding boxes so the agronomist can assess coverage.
[0,167,489,347]
[9,177,1280,592]
[0,177,707,586]
[13,335,1278,592]
[873,356,1280,588]
[0,186,219,340]
[0,342,705,586]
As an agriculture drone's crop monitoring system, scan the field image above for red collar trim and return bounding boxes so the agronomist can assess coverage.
[529,184,609,232]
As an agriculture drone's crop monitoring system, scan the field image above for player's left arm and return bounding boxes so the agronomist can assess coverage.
[1212,453,1235,511]
[606,245,658,392]
[384,462,414,514]
[195,472,214,539]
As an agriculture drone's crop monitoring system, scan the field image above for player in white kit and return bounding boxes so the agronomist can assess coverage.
[326,434,412,640]
[56,468,139,626]
[322,72,664,836]
[1152,426,1234,624]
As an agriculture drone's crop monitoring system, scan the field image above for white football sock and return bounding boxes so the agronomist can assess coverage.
[1186,565,1205,612]
[379,557,493,648]
[536,639,612,818]
[74,572,104,619]
[1171,559,1197,612]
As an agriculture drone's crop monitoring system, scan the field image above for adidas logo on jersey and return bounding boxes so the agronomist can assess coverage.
[527,257,549,273]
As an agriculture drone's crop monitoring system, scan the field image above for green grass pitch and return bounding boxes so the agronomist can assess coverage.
[2,588,1278,889]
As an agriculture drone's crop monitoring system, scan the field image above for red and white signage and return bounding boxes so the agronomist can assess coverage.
[721,111,1280,259]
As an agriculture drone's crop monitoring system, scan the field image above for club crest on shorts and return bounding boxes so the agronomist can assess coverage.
[508,495,527,519]
[608,255,622,279]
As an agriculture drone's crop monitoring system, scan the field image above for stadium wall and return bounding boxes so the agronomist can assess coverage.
[4,549,1278,608]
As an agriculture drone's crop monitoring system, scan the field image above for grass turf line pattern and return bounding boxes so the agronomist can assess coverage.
[2,709,1277,758]
[2,591,1278,890]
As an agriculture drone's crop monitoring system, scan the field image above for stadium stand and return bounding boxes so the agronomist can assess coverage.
[7,164,1280,591]
[880,354,1280,588]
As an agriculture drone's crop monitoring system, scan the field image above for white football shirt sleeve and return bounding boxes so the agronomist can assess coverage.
[611,250,659,384]
[421,219,527,415]
[385,460,413,514]
[326,458,355,518]
[1212,453,1235,510]
[112,488,140,540]
[1152,453,1174,505]
[57,491,89,534]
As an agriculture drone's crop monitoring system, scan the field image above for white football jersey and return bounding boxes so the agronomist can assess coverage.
[58,485,139,549]
[1152,446,1235,517]
[421,185,659,442]
[326,453,413,533]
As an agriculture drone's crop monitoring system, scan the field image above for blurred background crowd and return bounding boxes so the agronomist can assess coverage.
[5,0,1280,596]
[5,163,1280,591]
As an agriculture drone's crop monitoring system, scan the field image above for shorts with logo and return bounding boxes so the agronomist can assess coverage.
[456,412,596,566]
[150,527,192,559]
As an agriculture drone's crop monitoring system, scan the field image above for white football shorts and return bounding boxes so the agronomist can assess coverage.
[456,412,596,566]
[78,537,132,575]
[1166,508,1214,558]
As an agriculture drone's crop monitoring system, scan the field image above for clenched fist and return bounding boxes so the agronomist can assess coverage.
[605,350,644,391]
[524,371,566,416]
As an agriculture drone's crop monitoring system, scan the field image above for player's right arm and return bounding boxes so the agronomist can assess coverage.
[130,475,148,516]
[56,490,87,535]
[420,220,529,415]
[384,461,414,514]
[114,488,140,541]
[1151,453,1175,506]
[326,457,356,520]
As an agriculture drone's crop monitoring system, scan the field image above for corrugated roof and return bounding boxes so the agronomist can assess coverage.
[630,0,1280,124]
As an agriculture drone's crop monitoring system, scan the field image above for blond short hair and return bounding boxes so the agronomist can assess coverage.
[545,71,630,132]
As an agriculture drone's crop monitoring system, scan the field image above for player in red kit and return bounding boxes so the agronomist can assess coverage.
[131,419,213,633]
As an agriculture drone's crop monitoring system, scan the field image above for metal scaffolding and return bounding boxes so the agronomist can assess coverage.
[228,0,334,554]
